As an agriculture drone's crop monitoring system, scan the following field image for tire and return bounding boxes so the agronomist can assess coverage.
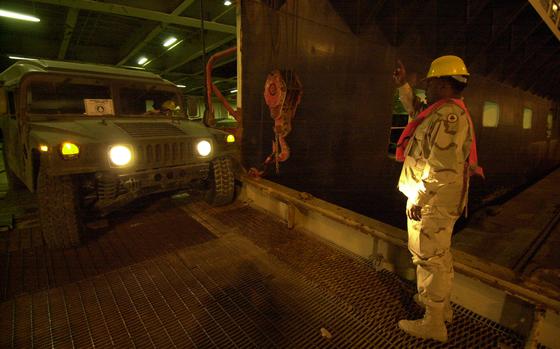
[205,157,235,206]
[37,166,82,248]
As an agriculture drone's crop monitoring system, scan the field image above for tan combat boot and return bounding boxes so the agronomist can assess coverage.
[413,294,453,323]
[398,306,448,343]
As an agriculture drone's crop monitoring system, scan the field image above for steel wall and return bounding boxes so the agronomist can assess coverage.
[240,0,559,228]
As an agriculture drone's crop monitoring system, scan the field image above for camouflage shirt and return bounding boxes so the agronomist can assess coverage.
[397,84,473,212]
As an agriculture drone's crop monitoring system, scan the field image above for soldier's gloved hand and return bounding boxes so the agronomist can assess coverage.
[406,202,422,221]
[393,60,407,87]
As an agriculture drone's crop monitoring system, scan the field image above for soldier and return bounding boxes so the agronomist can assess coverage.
[393,55,483,342]
[147,99,177,116]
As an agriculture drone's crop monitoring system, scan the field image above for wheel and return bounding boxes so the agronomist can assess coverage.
[1,143,25,190]
[205,157,235,206]
[37,166,82,248]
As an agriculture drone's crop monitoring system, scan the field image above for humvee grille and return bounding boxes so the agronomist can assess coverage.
[115,122,186,137]
[135,141,192,166]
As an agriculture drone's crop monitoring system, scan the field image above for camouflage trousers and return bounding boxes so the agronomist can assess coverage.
[406,200,460,309]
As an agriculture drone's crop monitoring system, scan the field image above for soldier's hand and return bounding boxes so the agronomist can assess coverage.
[393,60,407,87]
[407,203,422,221]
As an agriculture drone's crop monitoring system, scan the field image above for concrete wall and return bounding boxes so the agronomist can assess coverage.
[240,0,560,229]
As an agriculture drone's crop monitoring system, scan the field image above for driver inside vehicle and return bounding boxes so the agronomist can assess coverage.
[147,99,177,116]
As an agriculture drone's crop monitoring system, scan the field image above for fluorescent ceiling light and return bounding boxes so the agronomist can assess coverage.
[230,89,237,94]
[9,55,37,61]
[176,84,186,88]
[0,9,40,22]
[163,37,178,47]
[137,56,148,65]
[224,1,232,6]
[122,65,146,70]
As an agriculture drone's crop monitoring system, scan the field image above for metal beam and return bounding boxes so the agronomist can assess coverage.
[193,55,237,76]
[162,35,235,74]
[525,47,560,90]
[529,0,560,41]
[443,0,492,52]
[468,2,529,63]
[487,19,543,76]
[507,35,556,84]
[34,0,236,34]
[58,8,79,59]
[167,57,237,89]
[537,68,560,99]
[212,5,235,22]
[185,77,236,93]
[116,0,196,66]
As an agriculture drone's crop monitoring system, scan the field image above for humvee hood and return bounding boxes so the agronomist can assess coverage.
[29,119,215,144]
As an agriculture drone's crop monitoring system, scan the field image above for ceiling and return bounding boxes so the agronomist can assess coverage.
[0,0,238,96]
[1,0,558,102]
[329,0,560,102]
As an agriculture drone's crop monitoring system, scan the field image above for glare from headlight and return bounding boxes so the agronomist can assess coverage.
[196,140,212,157]
[109,145,132,166]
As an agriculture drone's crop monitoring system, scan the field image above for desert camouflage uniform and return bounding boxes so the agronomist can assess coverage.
[398,83,473,310]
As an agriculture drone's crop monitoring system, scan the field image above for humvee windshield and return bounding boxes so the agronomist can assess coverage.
[26,76,183,117]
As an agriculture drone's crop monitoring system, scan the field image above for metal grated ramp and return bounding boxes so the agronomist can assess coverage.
[185,201,526,348]
[0,197,526,348]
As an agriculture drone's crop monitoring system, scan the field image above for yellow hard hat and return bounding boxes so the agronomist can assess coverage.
[162,100,176,110]
[426,55,469,79]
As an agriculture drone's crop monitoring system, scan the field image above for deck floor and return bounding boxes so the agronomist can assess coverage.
[454,167,560,298]
[0,193,524,348]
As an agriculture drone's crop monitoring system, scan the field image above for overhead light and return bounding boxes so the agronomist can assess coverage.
[553,3,559,11]
[163,37,177,47]
[230,89,237,94]
[8,55,37,61]
[166,39,183,51]
[137,56,148,65]
[0,9,40,22]
[176,84,186,88]
[224,1,232,6]
[122,65,145,70]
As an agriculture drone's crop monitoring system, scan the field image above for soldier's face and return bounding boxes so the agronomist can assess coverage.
[425,78,443,104]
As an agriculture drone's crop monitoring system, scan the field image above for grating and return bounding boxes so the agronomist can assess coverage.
[0,207,216,301]
[187,201,527,349]
[0,197,531,348]
[115,122,186,138]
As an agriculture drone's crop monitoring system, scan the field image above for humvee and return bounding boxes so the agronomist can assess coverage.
[0,59,239,248]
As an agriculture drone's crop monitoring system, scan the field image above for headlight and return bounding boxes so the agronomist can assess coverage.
[226,134,235,143]
[61,142,79,159]
[196,140,212,157]
[109,145,132,166]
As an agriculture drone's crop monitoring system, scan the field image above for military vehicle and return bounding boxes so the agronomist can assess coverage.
[0,59,239,248]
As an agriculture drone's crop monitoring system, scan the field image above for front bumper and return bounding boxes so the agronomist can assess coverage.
[94,162,209,214]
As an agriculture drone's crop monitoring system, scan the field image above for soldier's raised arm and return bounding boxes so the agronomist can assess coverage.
[393,60,424,119]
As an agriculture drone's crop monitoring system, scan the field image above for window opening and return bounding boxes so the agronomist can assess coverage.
[523,108,532,129]
[482,101,500,127]
[388,88,426,156]
[547,112,554,138]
